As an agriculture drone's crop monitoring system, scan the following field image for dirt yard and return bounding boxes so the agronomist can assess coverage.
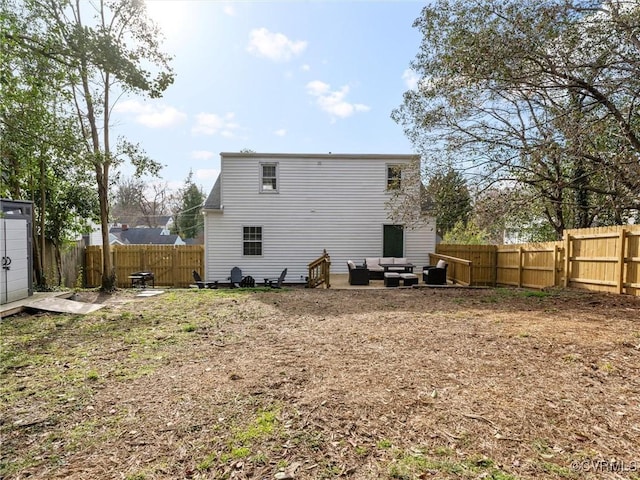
[1,286,639,480]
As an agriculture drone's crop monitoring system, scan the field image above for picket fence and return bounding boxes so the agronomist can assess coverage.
[436,224,640,296]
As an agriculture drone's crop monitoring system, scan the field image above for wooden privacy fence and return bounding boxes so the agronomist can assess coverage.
[85,245,205,288]
[564,225,640,296]
[436,224,640,296]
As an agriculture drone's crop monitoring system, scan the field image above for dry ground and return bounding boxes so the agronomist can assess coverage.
[1,286,639,480]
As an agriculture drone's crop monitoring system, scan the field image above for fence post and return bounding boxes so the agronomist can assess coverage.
[172,246,179,288]
[553,244,560,287]
[617,228,627,294]
[491,246,497,287]
[518,246,523,288]
[563,232,571,287]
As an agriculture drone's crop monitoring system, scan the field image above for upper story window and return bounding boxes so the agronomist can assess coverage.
[260,162,279,193]
[387,165,403,190]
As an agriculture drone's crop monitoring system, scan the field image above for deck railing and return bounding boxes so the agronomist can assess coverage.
[308,249,331,288]
[428,253,473,286]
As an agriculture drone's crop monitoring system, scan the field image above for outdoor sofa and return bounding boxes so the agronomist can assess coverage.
[364,257,412,280]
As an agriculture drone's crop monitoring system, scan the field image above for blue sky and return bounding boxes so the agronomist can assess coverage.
[113,0,425,193]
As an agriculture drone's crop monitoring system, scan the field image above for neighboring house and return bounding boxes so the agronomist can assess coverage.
[112,215,174,230]
[109,226,185,245]
[202,152,436,282]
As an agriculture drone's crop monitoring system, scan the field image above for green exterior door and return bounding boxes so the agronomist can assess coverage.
[383,224,404,257]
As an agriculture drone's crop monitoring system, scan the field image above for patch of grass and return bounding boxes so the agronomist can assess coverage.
[387,451,518,480]
[377,439,393,449]
[198,405,281,472]
[598,361,615,372]
[181,323,197,333]
[522,290,551,298]
[233,406,280,445]
[196,452,217,471]
[124,474,146,480]
[355,445,369,456]
[562,353,580,363]
[539,461,576,478]
[86,369,100,381]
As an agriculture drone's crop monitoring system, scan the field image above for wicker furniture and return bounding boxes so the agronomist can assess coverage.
[365,257,412,280]
[347,261,369,285]
[423,260,448,285]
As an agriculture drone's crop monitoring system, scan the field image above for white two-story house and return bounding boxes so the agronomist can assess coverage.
[202,152,436,282]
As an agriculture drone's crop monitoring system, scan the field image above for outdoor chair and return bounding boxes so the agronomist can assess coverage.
[423,260,448,285]
[265,268,287,288]
[228,266,243,288]
[347,260,369,285]
[192,270,218,289]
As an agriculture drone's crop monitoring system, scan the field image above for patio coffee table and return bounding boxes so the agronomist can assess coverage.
[379,263,415,273]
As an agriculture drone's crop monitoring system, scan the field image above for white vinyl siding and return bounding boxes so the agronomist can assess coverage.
[204,154,436,281]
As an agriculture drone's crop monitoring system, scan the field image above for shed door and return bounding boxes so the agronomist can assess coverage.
[383,224,404,257]
[1,219,29,304]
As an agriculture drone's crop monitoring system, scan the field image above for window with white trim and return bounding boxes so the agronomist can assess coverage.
[260,163,278,192]
[387,164,403,190]
[243,226,262,256]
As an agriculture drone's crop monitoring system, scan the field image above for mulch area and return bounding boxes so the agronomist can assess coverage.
[2,287,639,479]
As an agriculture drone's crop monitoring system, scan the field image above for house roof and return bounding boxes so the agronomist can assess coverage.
[113,215,173,228]
[220,152,417,160]
[203,175,221,210]
[109,227,182,245]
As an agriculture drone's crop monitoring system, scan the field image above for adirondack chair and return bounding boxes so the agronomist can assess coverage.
[265,268,287,289]
[192,270,218,289]
[228,267,243,288]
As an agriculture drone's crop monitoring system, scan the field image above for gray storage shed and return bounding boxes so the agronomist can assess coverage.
[1,199,34,305]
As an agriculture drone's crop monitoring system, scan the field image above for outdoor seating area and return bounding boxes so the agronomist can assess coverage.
[364,257,414,280]
[344,258,447,288]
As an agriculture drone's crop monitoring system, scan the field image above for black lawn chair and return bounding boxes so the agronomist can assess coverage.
[192,270,218,289]
[228,266,243,288]
[265,268,287,289]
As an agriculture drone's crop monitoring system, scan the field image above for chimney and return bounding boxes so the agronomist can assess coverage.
[122,224,128,231]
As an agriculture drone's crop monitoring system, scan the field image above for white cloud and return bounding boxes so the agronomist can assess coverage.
[192,112,239,136]
[114,100,187,128]
[223,5,235,16]
[191,150,215,160]
[247,28,307,62]
[301,64,311,72]
[195,169,220,181]
[402,68,419,90]
[274,129,287,137]
[306,81,371,119]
